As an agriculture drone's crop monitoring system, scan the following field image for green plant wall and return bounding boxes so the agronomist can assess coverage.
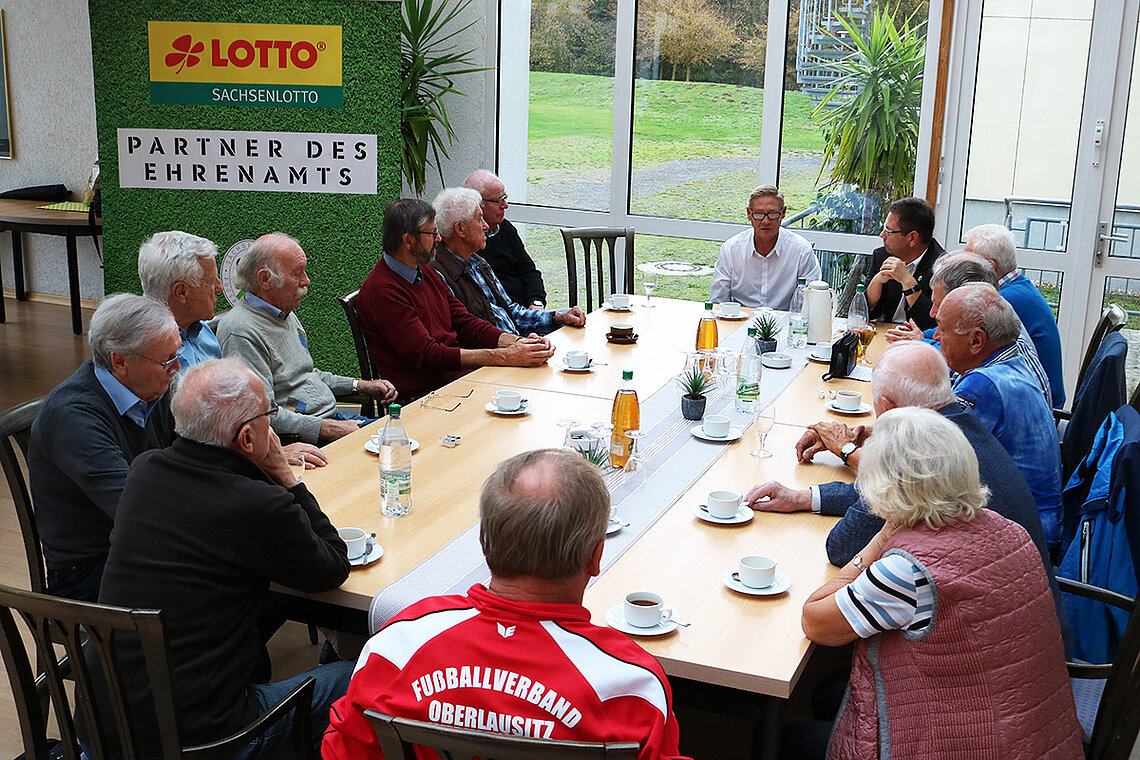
[89,0,401,376]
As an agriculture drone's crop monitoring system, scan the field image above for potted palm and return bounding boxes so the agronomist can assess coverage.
[754,315,780,354]
[677,365,713,420]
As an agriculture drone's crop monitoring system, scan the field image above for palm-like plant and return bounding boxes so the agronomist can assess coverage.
[401,0,488,194]
[811,9,926,199]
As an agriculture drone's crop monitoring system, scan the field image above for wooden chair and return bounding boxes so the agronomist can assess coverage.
[1059,578,1140,760]
[364,709,640,759]
[337,289,377,418]
[561,227,635,312]
[0,583,316,760]
[1076,304,1127,393]
[0,397,48,594]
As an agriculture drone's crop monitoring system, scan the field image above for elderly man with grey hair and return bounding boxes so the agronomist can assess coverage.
[98,357,352,758]
[464,169,548,307]
[431,186,585,337]
[964,223,1065,406]
[324,449,688,760]
[28,293,181,601]
[936,283,1064,547]
[215,232,397,444]
[138,230,225,369]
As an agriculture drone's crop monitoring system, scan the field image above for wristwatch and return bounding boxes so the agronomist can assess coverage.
[901,283,921,297]
[352,378,360,393]
[840,441,859,466]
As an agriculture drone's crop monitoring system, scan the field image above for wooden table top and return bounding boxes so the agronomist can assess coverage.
[0,198,97,227]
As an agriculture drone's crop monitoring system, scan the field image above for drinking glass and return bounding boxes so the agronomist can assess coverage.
[752,405,775,458]
[624,430,647,472]
[557,419,579,449]
[642,269,657,307]
[717,350,739,399]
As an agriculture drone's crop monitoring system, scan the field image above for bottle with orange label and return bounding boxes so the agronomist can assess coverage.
[610,370,639,469]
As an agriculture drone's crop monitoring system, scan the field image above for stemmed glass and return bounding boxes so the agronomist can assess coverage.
[624,430,647,472]
[752,405,775,458]
[642,269,657,307]
[557,419,579,449]
[717,350,739,400]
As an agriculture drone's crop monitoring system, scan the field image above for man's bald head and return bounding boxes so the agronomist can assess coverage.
[871,341,956,413]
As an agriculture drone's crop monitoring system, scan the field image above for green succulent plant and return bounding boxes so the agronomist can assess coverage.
[755,313,781,341]
[579,444,612,470]
[676,365,713,398]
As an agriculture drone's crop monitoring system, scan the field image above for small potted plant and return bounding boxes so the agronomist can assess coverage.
[755,313,780,354]
[676,365,713,420]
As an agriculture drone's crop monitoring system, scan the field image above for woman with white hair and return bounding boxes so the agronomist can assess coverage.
[802,407,1082,759]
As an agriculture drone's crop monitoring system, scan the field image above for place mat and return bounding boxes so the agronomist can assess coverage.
[369,312,809,631]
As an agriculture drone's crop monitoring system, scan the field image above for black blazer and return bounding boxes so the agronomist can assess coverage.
[864,238,944,330]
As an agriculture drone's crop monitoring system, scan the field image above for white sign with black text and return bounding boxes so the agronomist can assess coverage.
[117,128,377,194]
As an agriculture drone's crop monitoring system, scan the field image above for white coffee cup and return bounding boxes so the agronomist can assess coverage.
[737,555,777,589]
[610,293,631,309]
[338,527,369,560]
[706,490,742,519]
[493,389,522,411]
[836,389,862,411]
[703,414,731,438]
[565,350,590,369]
[813,341,833,360]
[719,301,741,317]
[624,591,671,628]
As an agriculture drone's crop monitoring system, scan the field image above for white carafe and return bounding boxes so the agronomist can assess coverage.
[804,280,837,345]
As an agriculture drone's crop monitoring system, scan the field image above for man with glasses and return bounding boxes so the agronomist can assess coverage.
[710,185,821,310]
[98,357,352,758]
[28,294,181,601]
[356,198,555,403]
[865,196,944,330]
[465,169,548,308]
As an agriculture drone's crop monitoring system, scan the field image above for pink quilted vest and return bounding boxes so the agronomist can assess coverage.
[827,509,1083,760]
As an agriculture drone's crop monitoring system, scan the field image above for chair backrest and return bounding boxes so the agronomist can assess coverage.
[364,710,640,760]
[1074,583,1140,760]
[0,397,48,594]
[561,228,635,312]
[338,289,376,417]
[1077,304,1127,392]
[1130,378,1139,414]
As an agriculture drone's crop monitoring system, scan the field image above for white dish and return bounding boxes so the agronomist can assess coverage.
[761,352,792,369]
[602,303,634,312]
[604,605,680,636]
[722,569,791,596]
[808,352,832,363]
[692,503,754,525]
[713,310,749,320]
[350,541,384,567]
[365,438,420,454]
[484,401,531,416]
[826,400,873,416]
[606,518,626,535]
[556,361,596,373]
[690,424,743,443]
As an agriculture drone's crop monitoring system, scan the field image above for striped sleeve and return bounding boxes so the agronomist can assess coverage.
[834,554,933,638]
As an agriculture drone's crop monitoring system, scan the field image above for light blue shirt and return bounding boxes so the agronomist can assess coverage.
[93,364,160,429]
[383,254,422,285]
[177,320,223,371]
[243,292,288,320]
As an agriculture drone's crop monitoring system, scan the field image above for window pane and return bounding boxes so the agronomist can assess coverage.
[960,1,1093,251]
[1109,14,1140,259]
[1103,277,1140,393]
[498,0,615,211]
[780,1,929,234]
[627,0,768,221]
[1021,267,1063,320]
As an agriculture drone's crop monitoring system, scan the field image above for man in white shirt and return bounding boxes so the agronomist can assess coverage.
[710,185,821,310]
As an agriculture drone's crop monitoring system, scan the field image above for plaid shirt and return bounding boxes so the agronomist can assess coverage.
[463,253,558,335]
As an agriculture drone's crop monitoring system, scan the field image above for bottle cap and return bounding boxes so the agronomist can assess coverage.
[622,370,633,380]
[798,277,807,284]
[704,302,714,310]
[856,284,866,292]
[389,403,401,416]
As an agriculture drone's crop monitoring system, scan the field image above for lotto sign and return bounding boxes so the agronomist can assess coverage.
[147,21,343,108]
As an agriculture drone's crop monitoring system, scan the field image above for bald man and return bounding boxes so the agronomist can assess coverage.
[465,169,548,307]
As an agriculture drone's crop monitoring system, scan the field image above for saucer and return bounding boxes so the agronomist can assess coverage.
[606,518,625,535]
[722,569,791,596]
[692,503,754,525]
[349,541,384,567]
[556,360,596,373]
[690,425,743,443]
[604,605,679,636]
[602,303,634,312]
[365,438,420,454]
[485,401,531,416]
[808,352,832,363]
[826,400,873,415]
[713,310,749,320]
[606,333,639,344]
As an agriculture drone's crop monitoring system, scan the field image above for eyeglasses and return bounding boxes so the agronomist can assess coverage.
[136,352,181,371]
[415,229,441,238]
[231,402,279,442]
[882,226,906,235]
[419,388,474,412]
[481,194,509,206]
[748,209,784,221]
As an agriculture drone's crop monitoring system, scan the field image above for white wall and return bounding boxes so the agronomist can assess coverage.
[0,0,102,300]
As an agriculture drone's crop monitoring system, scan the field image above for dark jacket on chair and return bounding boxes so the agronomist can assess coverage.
[1062,332,1128,486]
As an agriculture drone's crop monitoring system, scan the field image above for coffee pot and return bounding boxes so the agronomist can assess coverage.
[804,280,837,345]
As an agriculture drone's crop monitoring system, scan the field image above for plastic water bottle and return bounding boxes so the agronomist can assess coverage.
[736,353,761,413]
[789,277,808,349]
[746,326,760,354]
[379,403,412,517]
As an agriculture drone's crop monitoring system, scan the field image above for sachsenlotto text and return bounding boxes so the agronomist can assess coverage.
[147,21,343,109]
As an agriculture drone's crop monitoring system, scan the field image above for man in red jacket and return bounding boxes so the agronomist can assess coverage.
[322,449,690,760]
[355,198,554,401]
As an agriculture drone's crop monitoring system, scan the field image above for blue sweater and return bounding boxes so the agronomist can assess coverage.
[1001,274,1065,407]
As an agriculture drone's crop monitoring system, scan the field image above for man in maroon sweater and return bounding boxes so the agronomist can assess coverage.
[357,198,555,401]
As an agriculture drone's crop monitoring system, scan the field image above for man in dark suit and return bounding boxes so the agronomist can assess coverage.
[865,197,944,330]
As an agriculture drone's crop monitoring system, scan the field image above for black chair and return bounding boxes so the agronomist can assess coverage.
[0,583,316,760]
[364,709,640,759]
[561,227,635,312]
[1075,304,1127,393]
[0,397,48,594]
[336,289,377,418]
[1059,578,1140,760]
